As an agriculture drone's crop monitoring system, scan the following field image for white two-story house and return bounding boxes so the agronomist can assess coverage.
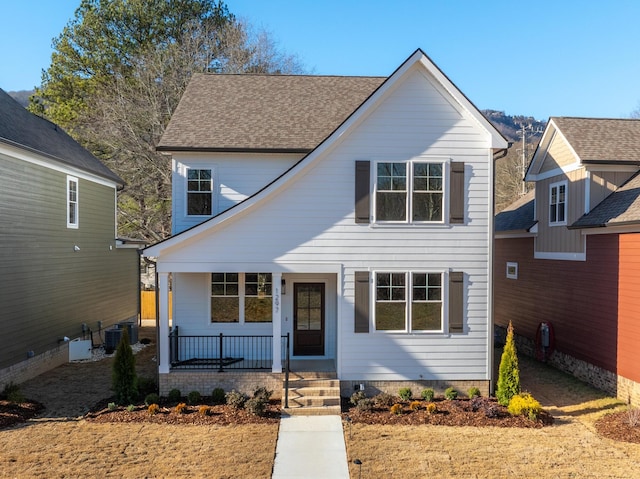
[143,49,508,400]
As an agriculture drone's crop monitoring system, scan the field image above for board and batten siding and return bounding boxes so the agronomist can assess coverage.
[535,169,586,256]
[171,152,301,234]
[0,154,139,369]
[161,65,495,382]
[589,170,636,211]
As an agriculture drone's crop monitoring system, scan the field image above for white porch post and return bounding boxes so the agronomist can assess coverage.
[158,272,171,374]
[272,272,282,372]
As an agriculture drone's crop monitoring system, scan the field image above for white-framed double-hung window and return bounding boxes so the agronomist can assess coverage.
[549,180,567,225]
[374,271,443,332]
[67,176,79,228]
[375,161,444,223]
[211,273,273,323]
[187,168,213,216]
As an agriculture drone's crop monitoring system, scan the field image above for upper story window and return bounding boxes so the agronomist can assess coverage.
[375,161,444,223]
[549,180,567,226]
[187,169,212,216]
[67,176,78,228]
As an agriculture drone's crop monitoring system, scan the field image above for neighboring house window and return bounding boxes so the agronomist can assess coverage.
[374,161,444,223]
[67,176,78,228]
[211,273,239,322]
[187,169,212,215]
[245,273,272,322]
[374,271,443,332]
[506,262,518,280]
[211,273,272,323]
[549,181,567,225]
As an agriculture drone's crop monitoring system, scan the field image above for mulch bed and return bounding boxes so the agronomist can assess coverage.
[342,397,554,428]
[84,398,281,426]
[595,410,640,444]
[0,399,45,429]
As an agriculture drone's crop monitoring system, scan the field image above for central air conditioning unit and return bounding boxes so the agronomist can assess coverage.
[104,328,123,353]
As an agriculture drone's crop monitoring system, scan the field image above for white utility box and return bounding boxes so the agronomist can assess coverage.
[69,338,92,361]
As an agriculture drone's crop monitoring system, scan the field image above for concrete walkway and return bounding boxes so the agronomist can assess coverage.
[272,415,350,479]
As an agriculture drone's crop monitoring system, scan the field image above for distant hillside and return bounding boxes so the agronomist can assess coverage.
[7,90,33,108]
[482,110,546,144]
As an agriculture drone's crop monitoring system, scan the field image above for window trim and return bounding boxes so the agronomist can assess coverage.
[373,159,448,225]
[186,167,214,217]
[67,175,79,229]
[549,180,567,226]
[373,270,445,333]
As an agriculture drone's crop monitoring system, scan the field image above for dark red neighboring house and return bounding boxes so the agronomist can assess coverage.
[495,117,640,406]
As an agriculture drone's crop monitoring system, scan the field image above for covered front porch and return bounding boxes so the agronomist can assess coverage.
[155,267,340,385]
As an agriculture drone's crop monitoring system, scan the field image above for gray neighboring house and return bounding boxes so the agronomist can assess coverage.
[0,88,140,386]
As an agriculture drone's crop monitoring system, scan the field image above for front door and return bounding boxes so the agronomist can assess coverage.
[293,283,325,356]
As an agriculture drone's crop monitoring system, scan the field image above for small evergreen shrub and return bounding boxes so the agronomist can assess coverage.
[147,403,159,415]
[508,393,542,421]
[168,388,182,403]
[373,392,395,408]
[421,388,435,402]
[187,390,202,405]
[497,321,521,406]
[398,387,412,401]
[390,403,403,415]
[211,387,226,404]
[409,400,422,411]
[111,329,138,405]
[144,393,160,406]
[355,398,374,412]
[1,382,24,403]
[350,390,367,406]
[137,377,158,398]
[253,386,273,402]
[426,402,437,414]
[246,397,268,416]
[226,390,248,409]
[198,405,211,416]
[174,402,187,414]
[108,402,118,411]
[126,404,136,412]
[444,387,458,400]
[467,387,481,399]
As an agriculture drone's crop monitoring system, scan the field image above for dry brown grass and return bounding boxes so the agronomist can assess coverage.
[0,420,278,478]
[344,354,640,478]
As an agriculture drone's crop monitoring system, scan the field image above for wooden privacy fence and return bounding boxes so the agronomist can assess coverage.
[140,291,173,320]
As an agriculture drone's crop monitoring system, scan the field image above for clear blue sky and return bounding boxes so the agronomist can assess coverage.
[1,0,639,120]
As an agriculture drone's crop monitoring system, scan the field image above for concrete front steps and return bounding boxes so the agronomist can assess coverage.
[281,372,341,416]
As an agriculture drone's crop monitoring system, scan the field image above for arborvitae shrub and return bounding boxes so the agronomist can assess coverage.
[421,388,435,402]
[111,329,138,405]
[398,387,412,401]
[497,321,521,406]
[444,387,458,400]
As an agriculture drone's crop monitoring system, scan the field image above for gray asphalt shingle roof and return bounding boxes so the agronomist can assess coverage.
[0,88,123,185]
[571,172,640,228]
[157,73,386,152]
[495,190,536,233]
[552,117,640,164]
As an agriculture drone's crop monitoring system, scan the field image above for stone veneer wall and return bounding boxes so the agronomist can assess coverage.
[0,344,69,390]
[159,371,284,399]
[495,325,640,407]
[340,380,490,399]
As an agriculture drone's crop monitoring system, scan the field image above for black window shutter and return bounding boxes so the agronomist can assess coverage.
[355,161,371,224]
[449,271,464,333]
[450,162,465,224]
[354,271,370,333]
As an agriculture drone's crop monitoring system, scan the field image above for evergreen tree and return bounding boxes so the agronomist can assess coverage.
[112,328,138,405]
[496,321,521,406]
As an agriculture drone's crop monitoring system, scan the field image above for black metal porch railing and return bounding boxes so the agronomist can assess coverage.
[169,326,290,372]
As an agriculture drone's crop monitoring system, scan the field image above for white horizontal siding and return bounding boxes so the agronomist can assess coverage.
[161,63,494,381]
